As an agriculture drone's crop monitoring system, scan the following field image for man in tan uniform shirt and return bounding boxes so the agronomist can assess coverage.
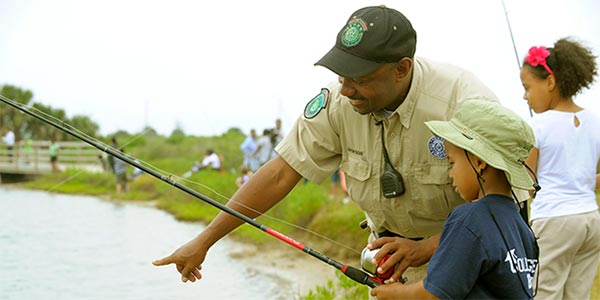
[154,5,499,287]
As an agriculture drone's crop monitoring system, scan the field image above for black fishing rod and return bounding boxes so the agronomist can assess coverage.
[0,94,382,288]
[500,0,532,224]
[501,0,533,118]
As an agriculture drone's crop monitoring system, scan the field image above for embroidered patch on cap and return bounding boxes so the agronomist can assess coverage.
[428,136,447,159]
[304,88,329,119]
[341,18,368,47]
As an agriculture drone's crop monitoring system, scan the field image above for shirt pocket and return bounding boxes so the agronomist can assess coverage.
[408,163,461,220]
[341,155,373,211]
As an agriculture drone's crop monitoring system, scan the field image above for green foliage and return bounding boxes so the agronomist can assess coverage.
[224,127,244,136]
[302,280,336,300]
[123,133,245,174]
[69,115,100,138]
[139,126,159,137]
[25,168,114,195]
[171,124,186,136]
[6,82,371,298]
[0,84,101,141]
[0,85,33,140]
[302,271,369,300]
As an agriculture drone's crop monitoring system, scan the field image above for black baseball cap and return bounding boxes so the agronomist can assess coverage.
[315,5,417,78]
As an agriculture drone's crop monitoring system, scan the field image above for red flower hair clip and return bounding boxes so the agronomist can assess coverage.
[525,46,554,77]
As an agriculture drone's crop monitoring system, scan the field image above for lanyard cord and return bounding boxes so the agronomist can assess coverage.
[377,121,394,166]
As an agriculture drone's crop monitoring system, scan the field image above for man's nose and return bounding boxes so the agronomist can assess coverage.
[339,77,356,98]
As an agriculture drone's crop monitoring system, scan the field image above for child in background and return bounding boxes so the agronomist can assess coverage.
[521,37,600,300]
[49,139,60,172]
[235,164,253,187]
[370,100,539,299]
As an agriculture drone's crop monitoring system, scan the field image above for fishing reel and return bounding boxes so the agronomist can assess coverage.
[360,247,402,284]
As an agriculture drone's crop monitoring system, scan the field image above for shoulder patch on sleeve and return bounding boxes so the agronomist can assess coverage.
[304,88,329,119]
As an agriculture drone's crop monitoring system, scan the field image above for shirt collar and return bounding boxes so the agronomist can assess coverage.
[371,58,422,128]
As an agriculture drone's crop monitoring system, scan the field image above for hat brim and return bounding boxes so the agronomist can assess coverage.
[425,120,535,190]
[314,45,384,78]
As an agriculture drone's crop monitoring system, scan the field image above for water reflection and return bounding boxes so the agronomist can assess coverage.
[0,187,298,300]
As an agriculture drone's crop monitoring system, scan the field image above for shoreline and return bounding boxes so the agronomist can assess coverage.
[229,241,339,297]
[1,183,339,296]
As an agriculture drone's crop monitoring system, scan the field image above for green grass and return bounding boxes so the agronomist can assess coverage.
[24,166,600,300]
[21,132,600,299]
[302,271,369,300]
[23,158,366,260]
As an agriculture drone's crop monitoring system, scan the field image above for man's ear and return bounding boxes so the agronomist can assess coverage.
[395,58,412,79]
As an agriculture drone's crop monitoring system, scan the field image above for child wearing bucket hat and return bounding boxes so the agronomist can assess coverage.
[371,100,539,300]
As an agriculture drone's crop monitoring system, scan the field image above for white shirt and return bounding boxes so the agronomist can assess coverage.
[529,109,600,220]
[255,135,272,165]
[201,152,221,169]
[2,131,15,145]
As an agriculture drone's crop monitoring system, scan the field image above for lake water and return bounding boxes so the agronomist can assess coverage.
[0,187,303,299]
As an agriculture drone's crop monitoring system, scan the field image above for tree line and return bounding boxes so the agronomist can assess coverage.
[1,84,100,142]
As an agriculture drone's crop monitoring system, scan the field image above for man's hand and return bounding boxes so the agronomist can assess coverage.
[367,234,439,283]
[152,157,302,283]
[152,236,208,283]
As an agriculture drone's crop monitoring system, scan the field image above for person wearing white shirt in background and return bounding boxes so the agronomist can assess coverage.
[240,129,259,172]
[199,149,221,171]
[2,129,15,163]
[521,37,600,300]
[254,129,273,167]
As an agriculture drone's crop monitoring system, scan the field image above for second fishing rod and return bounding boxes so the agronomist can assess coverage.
[0,94,384,288]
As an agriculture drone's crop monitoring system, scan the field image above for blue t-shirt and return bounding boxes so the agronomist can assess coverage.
[424,194,538,299]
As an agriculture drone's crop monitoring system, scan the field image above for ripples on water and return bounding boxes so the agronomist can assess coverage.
[0,187,299,300]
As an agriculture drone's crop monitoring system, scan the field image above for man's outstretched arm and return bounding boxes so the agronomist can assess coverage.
[152,156,303,282]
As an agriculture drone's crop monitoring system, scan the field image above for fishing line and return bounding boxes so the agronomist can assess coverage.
[501,0,521,72]
[0,94,374,286]
[501,0,533,117]
[12,102,157,192]
[2,95,359,254]
[177,174,362,255]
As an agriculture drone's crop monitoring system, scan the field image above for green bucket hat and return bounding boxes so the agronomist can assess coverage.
[425,100,536,190]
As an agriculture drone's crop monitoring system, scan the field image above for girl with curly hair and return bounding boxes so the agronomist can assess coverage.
[521,37,600,300]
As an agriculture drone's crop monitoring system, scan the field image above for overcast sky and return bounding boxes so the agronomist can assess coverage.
[1,0,599,137]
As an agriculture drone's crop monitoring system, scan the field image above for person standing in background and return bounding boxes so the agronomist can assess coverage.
[254,129,273,167]
[2,129,15,163]
[240,129,259,172]
[49,138,60,172]
[330,168,348,201]
[114,147,128,194]
[270,118,284,159]
[107,137,119,173]
[521,37,600,300]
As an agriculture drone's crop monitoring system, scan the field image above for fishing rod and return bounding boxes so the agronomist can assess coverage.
[0,94,382,289]
[501,0,521,72]
[500,0,533,224]
[501,0,533,118]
